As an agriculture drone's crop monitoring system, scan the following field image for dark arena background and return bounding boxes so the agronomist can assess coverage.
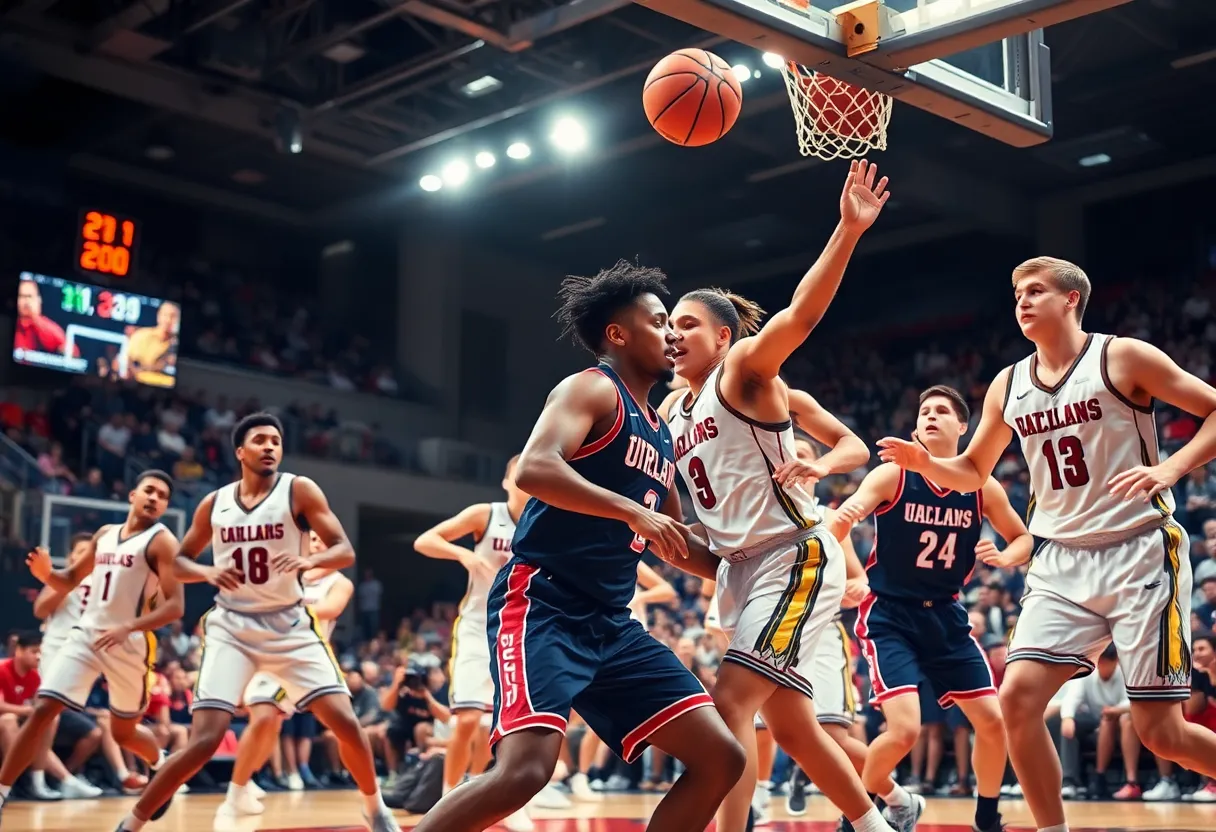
[2,0,1216,830]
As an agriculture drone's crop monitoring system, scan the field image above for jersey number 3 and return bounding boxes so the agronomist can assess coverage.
[1042,435,1090,490]
[630,490,661,553]
[916,531,957,570]
[687,456,717,509]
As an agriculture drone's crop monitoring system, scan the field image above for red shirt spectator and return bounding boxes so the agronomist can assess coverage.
[14,278,74,357]
[146,672,172,718]
[0,657,40,707]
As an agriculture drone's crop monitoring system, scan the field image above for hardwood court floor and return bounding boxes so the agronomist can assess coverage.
[5,791,1215,831]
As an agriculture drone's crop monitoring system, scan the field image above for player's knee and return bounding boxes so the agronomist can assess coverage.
[997,681,1039,725]
[495,755,555,799]
[454,709,482,735]
[31,697,63,724]
[884,718,921,750]
[967,700,1005,736]
[1131,711,1180,756]
[190,721,230,753]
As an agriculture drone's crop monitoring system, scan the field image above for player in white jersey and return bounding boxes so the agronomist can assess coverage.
[661,159,893,832]
[877,256,1216,832]
[414,455,526,795]
[35,532,94,666]
[115,413,399,832]
[218,529,354,817]
[0,471,182,816]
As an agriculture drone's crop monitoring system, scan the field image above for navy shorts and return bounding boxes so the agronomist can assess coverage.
[855,595,995,709]
[283,711,317,740]
[919,676,971,731]
[487,559,713,763]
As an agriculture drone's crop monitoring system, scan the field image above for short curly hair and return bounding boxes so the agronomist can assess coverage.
[554,259,670,356]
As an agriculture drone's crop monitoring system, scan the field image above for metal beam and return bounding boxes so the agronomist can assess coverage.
[311,40,486,114]
[179,0,263,37]
[85,0,171,51]
[0,31,370,168]
[504,0,632,50]
[273,0,417,69]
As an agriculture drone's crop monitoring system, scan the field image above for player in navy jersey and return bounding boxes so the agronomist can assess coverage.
[832,386,1033,832]
[412,261,743,832]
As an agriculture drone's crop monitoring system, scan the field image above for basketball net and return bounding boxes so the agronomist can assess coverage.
[776,0,893,161]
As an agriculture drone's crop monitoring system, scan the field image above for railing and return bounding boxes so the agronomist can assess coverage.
[0,430,42,491]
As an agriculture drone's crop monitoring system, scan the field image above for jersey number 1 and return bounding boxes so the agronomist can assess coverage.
[916,531,957,570]
[233,547,271,584]
[630,490,661,553]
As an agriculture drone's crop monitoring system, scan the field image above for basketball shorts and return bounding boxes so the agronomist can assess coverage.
[715,525,846,699]
[193,605,348,714]
[243,672,296,716]
[487,559,714,763]
[808,619,859,725]
[40,633,68,670]
[38,627,155,718]
[705,594,722,633]
[1008,518,1192,700]
[449,618,494,712]
[855,595,995,708]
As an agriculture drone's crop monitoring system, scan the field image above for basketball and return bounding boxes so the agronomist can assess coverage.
[643,49,742,147]
[806,74,881,139]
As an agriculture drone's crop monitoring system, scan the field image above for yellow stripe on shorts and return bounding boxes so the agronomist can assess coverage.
[305,606,345,685]
[754,537,825,669]
[836,620,856,713]
[1156,521,1190,681]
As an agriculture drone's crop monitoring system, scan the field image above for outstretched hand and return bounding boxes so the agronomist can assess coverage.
[839,159,890,233]
[876,434,930,472]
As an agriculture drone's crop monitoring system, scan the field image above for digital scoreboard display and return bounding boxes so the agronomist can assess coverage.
[13,271,180,388]
[77,209,140,278]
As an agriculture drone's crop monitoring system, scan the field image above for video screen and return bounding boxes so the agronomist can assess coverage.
[13,271,180,389]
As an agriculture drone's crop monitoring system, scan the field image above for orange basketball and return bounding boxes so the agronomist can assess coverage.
[643,49,742,147]
[806,74,880,139]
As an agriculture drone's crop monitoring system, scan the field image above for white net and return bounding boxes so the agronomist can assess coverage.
[782,62,893,160]
[38,494,187,565]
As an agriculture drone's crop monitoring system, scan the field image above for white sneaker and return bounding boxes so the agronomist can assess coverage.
[27,781,63,801]
[569,773,597,800]
[604,774,631,791]
[751,796,771,826]
[1142,779,1180,801]
[217,793,266,817]
[286,772,305,791]
[177,783,191,795]
[1189,782,1216,802]
[58,776,102,799]
[530,784,572,810]
[754,783,771,810]
[503,806,534,832]
[247,780,266,800]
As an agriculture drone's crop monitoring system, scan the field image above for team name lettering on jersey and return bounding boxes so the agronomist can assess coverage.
[218,523,286,545]
[624,435,676,489]
[903,503,975,529]
[1013,398,1102,438]
[673,417,718,462]
[95,552,137,567]
[492,537,512,554]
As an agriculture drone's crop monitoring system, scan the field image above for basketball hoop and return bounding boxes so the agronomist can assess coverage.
[776,0,892,160]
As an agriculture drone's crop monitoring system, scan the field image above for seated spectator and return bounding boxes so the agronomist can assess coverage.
[319,668,382,785]
[172,447,205,484]
[96,413,132,482]
[37,442,76,490]
[156,423,186,460]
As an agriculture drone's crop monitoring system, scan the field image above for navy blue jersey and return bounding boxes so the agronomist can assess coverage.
[511,364,677,610]
[868,470,983,602]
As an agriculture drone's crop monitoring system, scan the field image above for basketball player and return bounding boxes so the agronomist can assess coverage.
[0,471,182,816]
[413,455,526,795]
[664,159,893,832]
[218,529,354,817]
[835,385,1028,832]
[412,261,744,832]
[877,257,1216,832]
[113,413,398,832]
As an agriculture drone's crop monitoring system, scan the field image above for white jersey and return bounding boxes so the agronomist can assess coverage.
[302,571,346,640]
[80,524,165,630]
[456,503,516,635]
[1002,332,1175,543]
[629,584,648,629]
[210,473,309,613]
[667,363,818,555]
[42,573,93,645]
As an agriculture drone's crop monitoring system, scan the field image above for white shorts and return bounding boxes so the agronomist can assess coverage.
[193,605,348,714]
[244,672,295,716]
[1009,519,1192,700]
[809,619,859,726]
[39,627,154,718]
[705,594,721,632]
[449,620,493,712]
[716,526,846,699]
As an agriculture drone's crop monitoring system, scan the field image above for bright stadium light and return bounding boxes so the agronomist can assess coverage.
[419,174,442,192]
[550,117,588,153]
[732,63,751,83]
[506,141,532,160]
[442,160,470,187]
[761,52,784,69]
[475,151,496,169]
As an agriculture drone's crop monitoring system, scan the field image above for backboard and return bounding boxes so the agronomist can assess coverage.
[633,0,1133,146]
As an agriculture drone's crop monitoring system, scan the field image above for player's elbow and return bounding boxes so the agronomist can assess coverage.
[412,533,436,556]
[837,436,870,469]
[513,454,549,494]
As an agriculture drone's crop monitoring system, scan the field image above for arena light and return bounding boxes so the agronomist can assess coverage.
[419,174,442,192]
[731,63,751,83]
[761,52,784,69]
[506,141,532,160]
[442,160,470,187]
[1078,153,1112,168]
[475,151,496,169]
[550,117,588,153]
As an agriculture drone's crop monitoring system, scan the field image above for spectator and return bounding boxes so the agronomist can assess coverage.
[357,570,383,641]
[1184,468,1216,534]
[96,413,132,482]
[204,396,237,432]
[172,447,205,484]
[156,423,186,459]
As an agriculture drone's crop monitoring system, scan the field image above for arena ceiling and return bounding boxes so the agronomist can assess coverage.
[1,0,1215,278]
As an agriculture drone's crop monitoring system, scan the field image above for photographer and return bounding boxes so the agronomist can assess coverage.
[379,662,449,779]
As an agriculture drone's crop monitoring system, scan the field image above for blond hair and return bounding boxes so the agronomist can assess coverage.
[1012,256,1091,324]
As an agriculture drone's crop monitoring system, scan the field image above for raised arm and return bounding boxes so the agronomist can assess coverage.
[32,585,70,620]
[878,367,1014,494]
[310,573,355,622]
[726,160,889,381]
[1106,338,1216,501]
[293,476,355,571]
[95,529,185,650]
[414,504,492,563]
[787,386,869,474]
[830,463,903,541]
[975,478,1034,570]
[25,528,103,593]
[515,371,688,561]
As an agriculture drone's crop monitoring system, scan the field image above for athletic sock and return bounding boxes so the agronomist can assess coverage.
[150,749,167,771]
[851,805,890,832]
[1039,825,1068,832]
[120,812,147,832]
[975,795,1000,830]
[0,784,10,800]
[227,781,246,800]
[881,783,912,808]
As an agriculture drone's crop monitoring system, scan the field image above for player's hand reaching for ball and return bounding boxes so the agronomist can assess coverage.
[26,546,52,583]
[839,159,891,233]
[628,509,689,563]
[975,538,1028,569]
[772,458,829,490]
[204,564,244,591]
[876,435,930,472]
